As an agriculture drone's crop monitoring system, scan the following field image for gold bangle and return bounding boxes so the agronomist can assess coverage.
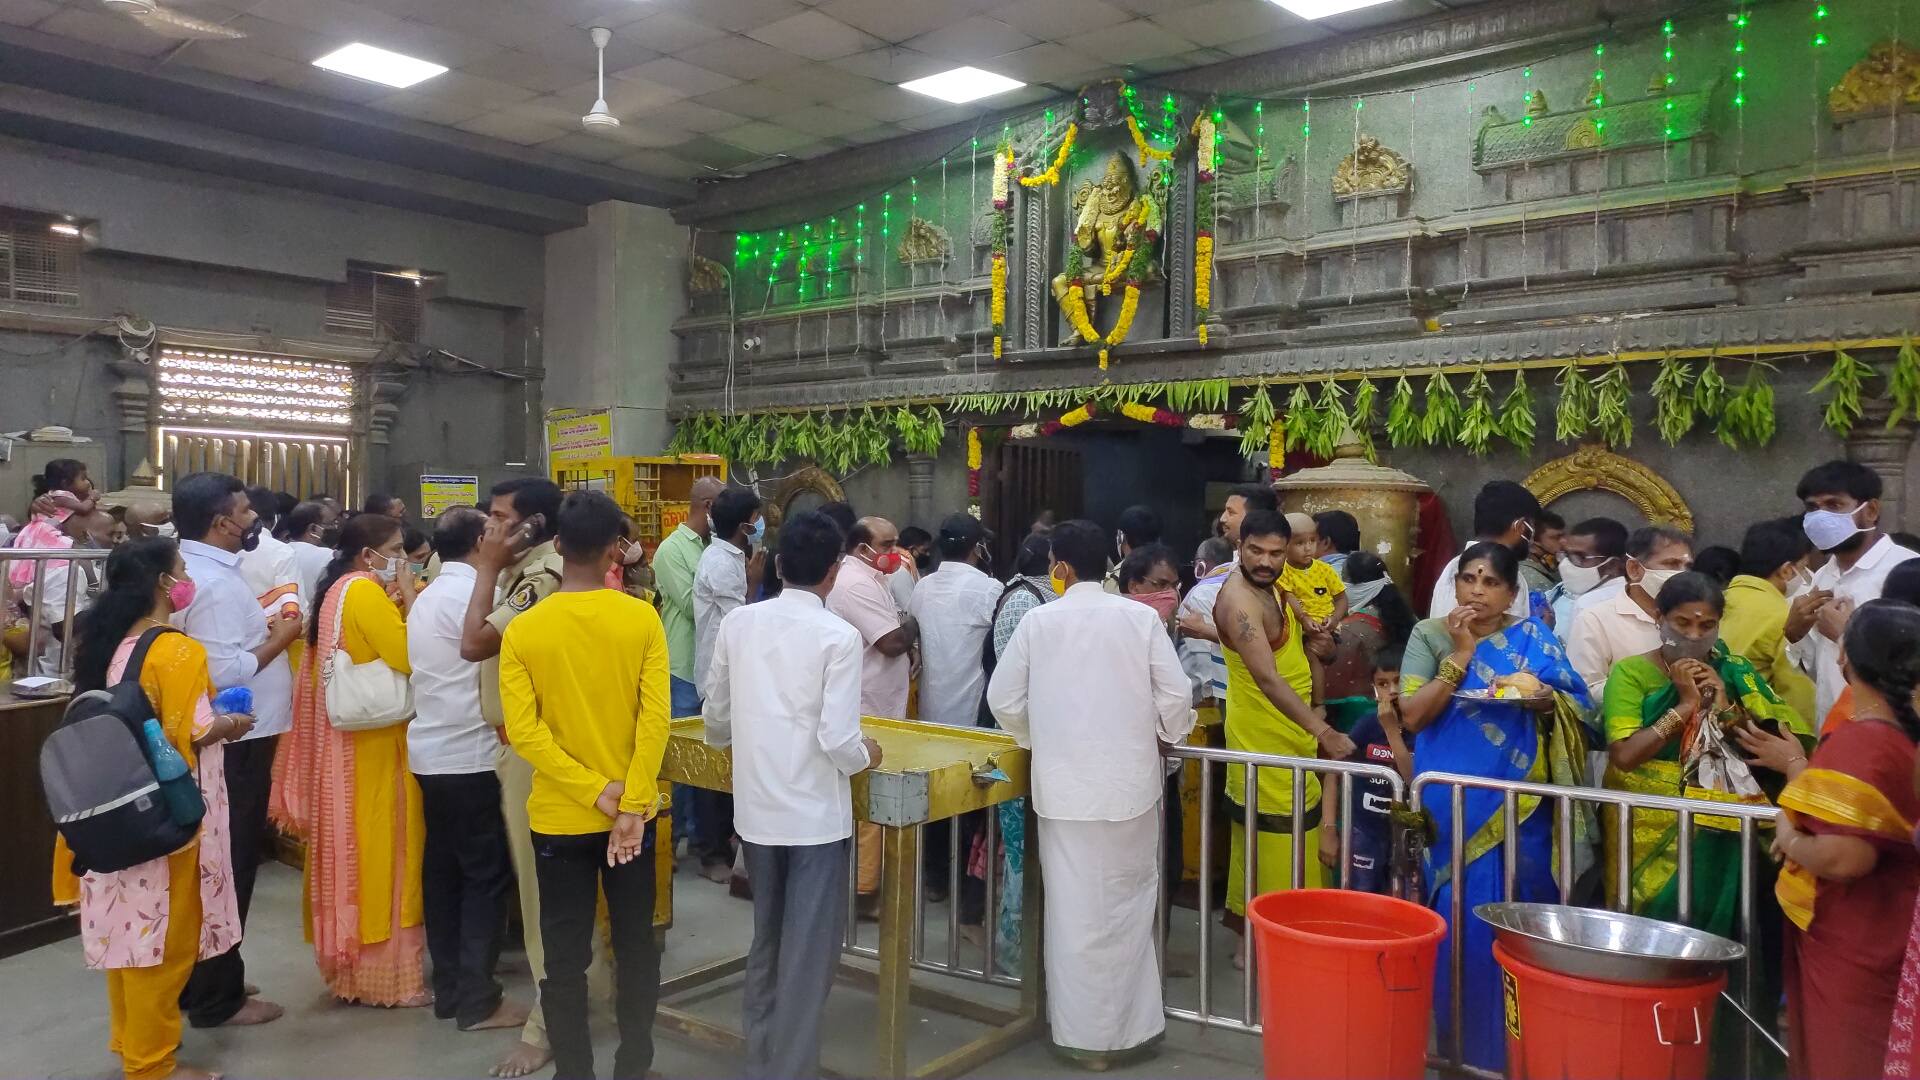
[1653,709,1686,740]
[1436,659,1468,687]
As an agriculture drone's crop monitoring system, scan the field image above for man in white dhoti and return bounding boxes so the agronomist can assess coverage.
[986,518,1195,1067]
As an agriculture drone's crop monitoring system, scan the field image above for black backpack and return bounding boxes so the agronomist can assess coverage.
[41,626,204,876]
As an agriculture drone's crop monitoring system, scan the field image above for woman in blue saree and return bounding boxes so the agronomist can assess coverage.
[1398,542,1592,1073]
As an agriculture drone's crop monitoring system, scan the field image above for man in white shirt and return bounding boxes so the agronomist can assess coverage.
[1179,537,1235,705]
[1566,526,1694,700]
[1548,517,1628,638]
[704,511,881,1080]
[277,499,339,612]
[1428,481,1542,620]
[1789,461,1920,720]
[170,471,301,1028]
[690,486,765,883]
[987,519,1194,1067]
[406,508,528,1035]
[238,486,304,625]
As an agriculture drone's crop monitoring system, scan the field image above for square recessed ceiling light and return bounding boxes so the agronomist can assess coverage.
[1268,0,1397,17]
[899,66,1025,105]
[313,43,447,89]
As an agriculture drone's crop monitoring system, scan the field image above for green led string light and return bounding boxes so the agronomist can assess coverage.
[855,203,865,266]
[1733,2,1748,109]
[1812,1,1828,48]
[1662,19,1676,138]
[1301,99,1310,136]
[1591,42,1606,108]
[1522,67,1534,126]
[1255,100,1265,156]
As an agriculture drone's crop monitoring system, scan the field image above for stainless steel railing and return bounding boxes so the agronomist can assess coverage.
[0,546,110,681]
[843,807,1028,989]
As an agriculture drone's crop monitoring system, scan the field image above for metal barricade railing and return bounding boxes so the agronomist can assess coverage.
[1411,771,1785,1079]
[843,808,1027,991]
[1161,743,1407,1036]
[0,546,110,681]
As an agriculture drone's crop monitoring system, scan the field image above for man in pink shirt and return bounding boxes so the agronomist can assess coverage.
[826,516,919,911]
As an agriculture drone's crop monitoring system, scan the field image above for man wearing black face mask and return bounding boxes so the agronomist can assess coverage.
[1790,461,1919,722]
[171,471,302,1029]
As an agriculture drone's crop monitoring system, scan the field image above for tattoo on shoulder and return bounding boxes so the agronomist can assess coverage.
[1235,612,1260,643]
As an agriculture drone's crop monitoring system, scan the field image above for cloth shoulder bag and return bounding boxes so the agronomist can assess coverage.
[321,573,413,731]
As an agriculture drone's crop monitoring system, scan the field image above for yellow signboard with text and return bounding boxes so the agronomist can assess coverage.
[546,408,614,466]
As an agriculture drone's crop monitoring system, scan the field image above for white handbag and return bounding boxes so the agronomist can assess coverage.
[321,578,414,731]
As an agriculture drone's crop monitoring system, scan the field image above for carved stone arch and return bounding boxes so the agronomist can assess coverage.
[763,465,846,528]
[1523,445,1693,532]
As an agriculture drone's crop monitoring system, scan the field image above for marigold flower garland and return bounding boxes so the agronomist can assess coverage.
[1119,400,1183,426]
[1059,288,1099,348]
[1100,286,1140,370]
[1193,112,1218,346]
[1125,116,1177,164]
[990,140,1013,360]
[966,426,983,499]
[1194,234,1213,346]
[1018,124,1077,188]
[990,254,1006,359]
[1268,417,1285,480]
[992,143,1013,210]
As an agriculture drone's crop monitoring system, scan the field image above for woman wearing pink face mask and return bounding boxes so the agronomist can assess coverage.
[1119,543,1183,631]
[605,516,654,598]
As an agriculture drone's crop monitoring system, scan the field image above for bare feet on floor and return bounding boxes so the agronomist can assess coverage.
[958,923,987,950]
[393,991,435,1009]
[1231,938,1247,971]
[243,983,260,997]
[218,998,283,1026]
[462,999,532,1032]
[490,1041,552,1078]
[166,1066,221,1079]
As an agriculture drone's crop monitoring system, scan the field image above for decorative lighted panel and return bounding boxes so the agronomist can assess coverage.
[156,348,356,429]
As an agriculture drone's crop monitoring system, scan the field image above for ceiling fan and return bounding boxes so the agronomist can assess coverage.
[98,0,247,40]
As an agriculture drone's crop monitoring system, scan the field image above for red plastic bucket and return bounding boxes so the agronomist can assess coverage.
[1247,889,1448,1080]
[1495,941,1726,1080]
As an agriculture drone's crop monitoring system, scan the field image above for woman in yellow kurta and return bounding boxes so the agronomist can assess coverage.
[270,512,425,1006]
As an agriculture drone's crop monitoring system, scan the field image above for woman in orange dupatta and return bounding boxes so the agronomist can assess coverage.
[53,537,247,1079]
[269,512,425,1006]
[1764,601,1920,1080]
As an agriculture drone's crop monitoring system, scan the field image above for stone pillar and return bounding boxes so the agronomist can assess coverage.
[1852,398,1916,531]
[107,357,154,489]
[907,452,937,530]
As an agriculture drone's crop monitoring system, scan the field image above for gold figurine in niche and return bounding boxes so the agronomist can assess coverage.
[1330,135,1411,198]
[1828,40,1920,122]
[1052,152,1160,346]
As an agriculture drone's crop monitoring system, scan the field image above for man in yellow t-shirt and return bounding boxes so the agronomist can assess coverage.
[500,491,671,1080]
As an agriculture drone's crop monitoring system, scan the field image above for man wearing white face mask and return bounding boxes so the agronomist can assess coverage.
[1566,525,1695,700]
[1789,461,1919,722]
[1548,517,1629,637]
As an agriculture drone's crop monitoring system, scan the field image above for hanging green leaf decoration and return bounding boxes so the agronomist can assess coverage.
[1238,382,1275,459]
[1422,372,1462,447]
[1593,364,1633,448]
[1310,379,1349,458]
[1499,370,1537,456]
[1693,353,1728,419]
[1386,376,1421,447]
[1349,377,1378,460]
[1555,361,1594,443]
[1890,335,1920,429]
[1284,383,1318,453]
[1458,370,1498,456]
[1718,364,1777,449]
[1812,348,1877,438]
[665,418,693,455]
[1652,353,1697,446]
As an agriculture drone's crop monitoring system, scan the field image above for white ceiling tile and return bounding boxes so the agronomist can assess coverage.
[747,63,883,106]
[34,7,177,56]
[826,46,947,84]
[618,57,739,97]
[245,0,407,42]
[651,100,751,134]
[817,0,954,45]
[458,49,596,94]
[619,11,730,53]
[1105,0,1201,15]
[609,149,700,178]
[267,63,397,105]
[839,122,908,145]
[652,0,807,36]
[986,0,1131,43]
[404,0,571,48]
[553,73,686,113]
[772,104,871,138]
[518,25,658,71]
[902,16,1036,65]
[536,130,635,163]
[506,95,593,127]
[986,42,1110,85]
[895,108,968,132]
[691,81,795,120]
[361,21,501,69]
[202,13,332,63]
[715,119,812,155]
[596,120,700,150]
[0,0,57,28]
[746,10,881,61]
[408,70,540,110]
[836,86,947,123]
[366,89,489,126]
[1061,18,1195,65]
[1150,0,1290,49]
[176,46,300,84]
[456,111,574,145]
[676,35,810,81]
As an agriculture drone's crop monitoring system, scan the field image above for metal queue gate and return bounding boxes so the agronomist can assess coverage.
[1,547,111,682]
[655,715,1038,1079]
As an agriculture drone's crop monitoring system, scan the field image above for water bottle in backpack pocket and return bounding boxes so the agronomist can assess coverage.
[39,627,204,876]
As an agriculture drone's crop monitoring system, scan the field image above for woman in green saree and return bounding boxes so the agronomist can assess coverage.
[1601,571,1809,932]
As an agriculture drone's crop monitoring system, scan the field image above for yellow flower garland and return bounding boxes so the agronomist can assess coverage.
[1099,284,1141,370]
[1018,124,1077,188]
[1268,420,1285,473]
[1195,234,1213,345]
[1060,288,1099,346]
[990,253,1007,359]
[1058,403,1096,427]
[966,427,983,470]
[1119,401,1157,423]
[1126,117,1177,165]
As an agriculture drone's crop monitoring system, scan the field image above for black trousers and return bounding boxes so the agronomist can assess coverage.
[532,829,660,1080]
[416,771,513,1028]
[926,809,987,925]
[182,734,276,1027]
[691,789,734,868]
[742,840,850,1080]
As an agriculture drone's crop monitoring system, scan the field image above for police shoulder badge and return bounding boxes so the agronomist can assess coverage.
[507,579,541,612]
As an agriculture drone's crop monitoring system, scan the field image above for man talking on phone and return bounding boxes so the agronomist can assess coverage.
[457,477,570,1079]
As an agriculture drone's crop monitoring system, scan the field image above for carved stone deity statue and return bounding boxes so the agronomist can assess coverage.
[1330,135,1411,198]
[1051,152,1159,345]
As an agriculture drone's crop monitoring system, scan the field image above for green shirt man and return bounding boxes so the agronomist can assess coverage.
[655,476,725,699]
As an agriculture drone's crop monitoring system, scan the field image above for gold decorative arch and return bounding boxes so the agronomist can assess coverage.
[762,465,846,528]
[1523,445,1694,532]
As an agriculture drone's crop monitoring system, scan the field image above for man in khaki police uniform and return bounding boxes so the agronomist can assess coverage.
[458,477,575,1079]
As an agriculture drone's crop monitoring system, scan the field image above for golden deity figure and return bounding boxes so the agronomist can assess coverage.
[1052,152,1160,346]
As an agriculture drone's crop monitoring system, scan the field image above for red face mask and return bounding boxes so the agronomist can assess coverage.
[864,548,907,575]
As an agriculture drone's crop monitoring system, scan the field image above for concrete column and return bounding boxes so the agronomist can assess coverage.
[1852,397,1916,531]
[541,201,687,458]
[907,452,937,530]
